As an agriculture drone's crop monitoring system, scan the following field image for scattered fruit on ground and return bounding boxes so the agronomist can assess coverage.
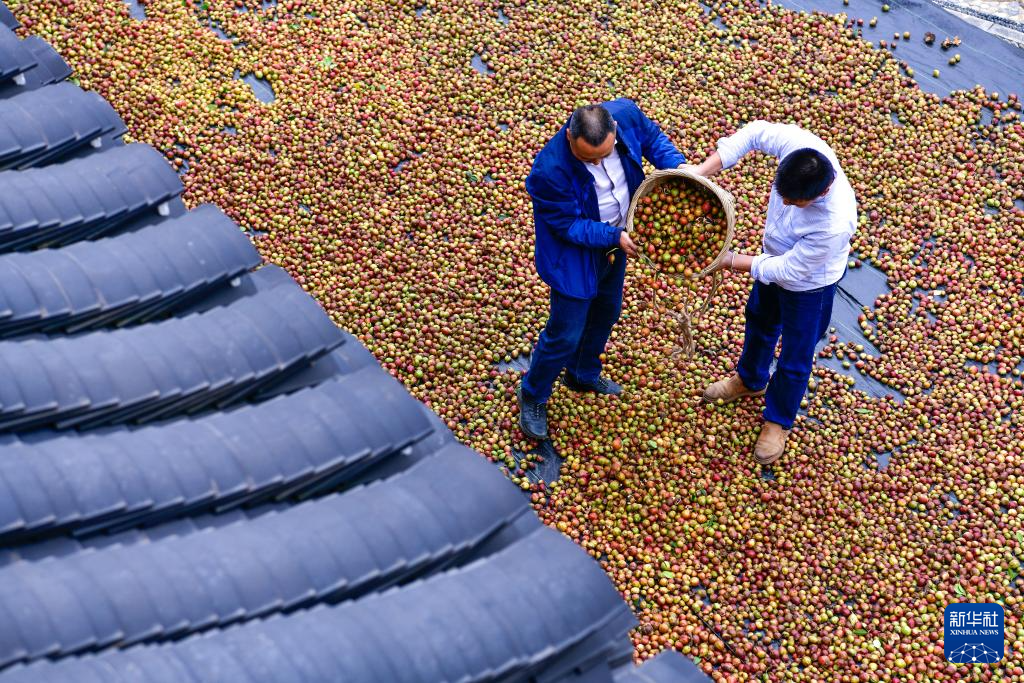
[9,0,1024,679]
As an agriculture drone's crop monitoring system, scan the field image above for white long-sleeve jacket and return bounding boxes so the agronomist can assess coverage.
[716,121,857,291]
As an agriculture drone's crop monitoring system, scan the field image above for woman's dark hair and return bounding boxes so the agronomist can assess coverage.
[775,148,836,201]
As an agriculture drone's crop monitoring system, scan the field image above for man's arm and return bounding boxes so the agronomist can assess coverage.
[716,250,753,272]
[692,151,724,177]
[718,229,842,286]
[693,121,801,175]
[746,230,845,287]
[525,170,623,250]
[701,121,838,283]
[631,103,687,170]
[714,120,804,168]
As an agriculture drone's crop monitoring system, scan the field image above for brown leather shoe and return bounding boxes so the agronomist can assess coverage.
[754,421,790,465]
[702,374,765,404]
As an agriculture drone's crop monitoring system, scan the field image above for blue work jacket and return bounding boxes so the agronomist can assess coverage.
[525,99,686,299]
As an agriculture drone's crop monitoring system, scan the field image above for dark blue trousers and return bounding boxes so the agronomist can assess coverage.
[522,252,626,403]
[736,280,837,430]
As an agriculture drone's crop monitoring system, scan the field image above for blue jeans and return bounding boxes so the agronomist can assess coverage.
[522,252,626,403]
[736,280,837,429]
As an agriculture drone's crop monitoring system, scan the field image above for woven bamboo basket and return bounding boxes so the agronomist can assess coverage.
[623,167,737,356]
[624,166,736,276]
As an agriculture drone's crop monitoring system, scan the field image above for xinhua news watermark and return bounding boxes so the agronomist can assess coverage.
[944,603,1004,664]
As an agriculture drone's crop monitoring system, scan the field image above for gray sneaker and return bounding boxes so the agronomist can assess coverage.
[517,385,549,440]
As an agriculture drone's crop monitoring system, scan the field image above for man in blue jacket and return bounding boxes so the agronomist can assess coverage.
[518,99,687,441]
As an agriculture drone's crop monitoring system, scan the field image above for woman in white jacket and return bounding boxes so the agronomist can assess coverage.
[692,121,857,465]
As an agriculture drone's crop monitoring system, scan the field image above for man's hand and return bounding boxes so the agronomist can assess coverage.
[619,230,639,258]
[691,151,724,177]
[716,250,754,273]
[713,250,734,272]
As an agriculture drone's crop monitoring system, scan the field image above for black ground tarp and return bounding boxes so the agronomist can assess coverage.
[770,0,1024,97]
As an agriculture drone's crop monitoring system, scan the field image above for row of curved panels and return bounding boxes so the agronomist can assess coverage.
[0,144,183,251]
[0,203,261,336]
[0,82,126,170]
[0,364,436,543]
[0,24,71,96]
[1,528,637,683]
[0,443,536,667]
[0,280,346,432]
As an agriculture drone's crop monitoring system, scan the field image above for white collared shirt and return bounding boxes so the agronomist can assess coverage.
[716,121,857,291]
[584,144,630,228]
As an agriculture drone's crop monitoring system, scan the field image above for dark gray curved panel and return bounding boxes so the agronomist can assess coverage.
[0,25,32,83]
[0,4,17,30]
[612,651,711,683]
[0,34,69,97]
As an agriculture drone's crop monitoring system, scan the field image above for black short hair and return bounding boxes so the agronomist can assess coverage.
[568,104,615,147]
[775,148,836,201]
